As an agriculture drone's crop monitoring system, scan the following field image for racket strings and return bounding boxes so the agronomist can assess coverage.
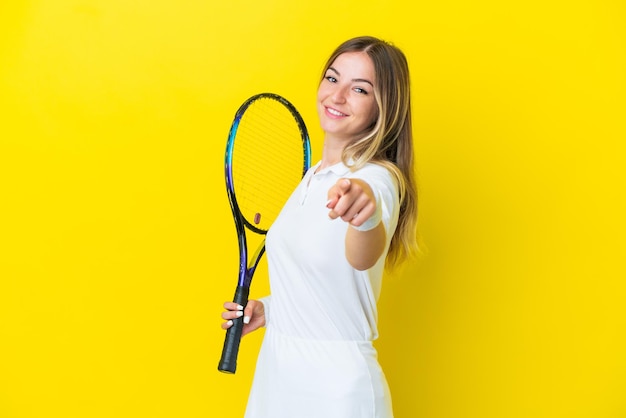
[231,98,306,232]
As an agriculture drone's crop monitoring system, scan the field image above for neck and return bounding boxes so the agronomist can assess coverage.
[318,134,349,171]
[318,148,342,172]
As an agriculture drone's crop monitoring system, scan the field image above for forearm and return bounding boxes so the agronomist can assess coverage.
[345,221,386,270]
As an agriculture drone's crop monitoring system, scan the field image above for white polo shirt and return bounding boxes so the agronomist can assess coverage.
[263,159,400,341]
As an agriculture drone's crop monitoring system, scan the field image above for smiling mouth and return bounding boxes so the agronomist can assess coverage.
[326,107,347,117]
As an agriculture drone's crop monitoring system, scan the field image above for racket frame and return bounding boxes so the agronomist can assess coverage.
[218,93,311,374]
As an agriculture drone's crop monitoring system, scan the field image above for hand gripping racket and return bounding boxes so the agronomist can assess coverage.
[218,93,311,374]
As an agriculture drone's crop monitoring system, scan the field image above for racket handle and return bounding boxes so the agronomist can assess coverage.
[218,285,250,374]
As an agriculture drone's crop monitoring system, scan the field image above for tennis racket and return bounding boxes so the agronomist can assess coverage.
[218,93,311,374]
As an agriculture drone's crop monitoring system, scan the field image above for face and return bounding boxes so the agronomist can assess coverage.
[317,51,378,144]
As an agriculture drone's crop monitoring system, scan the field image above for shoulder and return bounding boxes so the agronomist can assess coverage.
[349,162,398,190]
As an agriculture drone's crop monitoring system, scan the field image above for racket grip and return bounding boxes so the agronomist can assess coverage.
[218,285,250,374]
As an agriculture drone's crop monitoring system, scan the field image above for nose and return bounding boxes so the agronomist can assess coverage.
[330,85,348,104]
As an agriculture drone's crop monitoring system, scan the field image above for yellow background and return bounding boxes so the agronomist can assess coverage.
[1,1,625,417]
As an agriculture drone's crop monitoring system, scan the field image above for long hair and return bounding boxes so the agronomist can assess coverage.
[320,36,419,268]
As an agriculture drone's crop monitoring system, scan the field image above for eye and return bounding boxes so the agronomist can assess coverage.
[325,76,337,83]
[354,87,369,95]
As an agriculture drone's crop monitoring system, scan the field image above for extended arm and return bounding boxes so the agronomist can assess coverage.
[326,178,386,270]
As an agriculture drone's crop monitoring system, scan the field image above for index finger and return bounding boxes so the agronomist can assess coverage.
[223,302,244,311]
[326,178,352,207]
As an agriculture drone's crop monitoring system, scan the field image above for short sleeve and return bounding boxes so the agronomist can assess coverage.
[350,164,400,238]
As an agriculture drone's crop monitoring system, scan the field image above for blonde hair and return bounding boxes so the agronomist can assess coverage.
[320,36,419,268]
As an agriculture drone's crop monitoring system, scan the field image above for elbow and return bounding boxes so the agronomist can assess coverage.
[348,256,380,271]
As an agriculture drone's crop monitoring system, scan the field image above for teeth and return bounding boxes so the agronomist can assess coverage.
[327,108,345,116]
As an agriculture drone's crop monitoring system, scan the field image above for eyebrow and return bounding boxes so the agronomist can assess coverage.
[328,66,374,88]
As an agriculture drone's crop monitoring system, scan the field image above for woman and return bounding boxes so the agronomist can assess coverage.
[221,36,418,418]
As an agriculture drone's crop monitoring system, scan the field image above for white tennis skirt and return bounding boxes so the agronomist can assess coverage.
[244,327,393,418]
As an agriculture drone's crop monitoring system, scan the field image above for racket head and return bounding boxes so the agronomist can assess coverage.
[225,93,311,236]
